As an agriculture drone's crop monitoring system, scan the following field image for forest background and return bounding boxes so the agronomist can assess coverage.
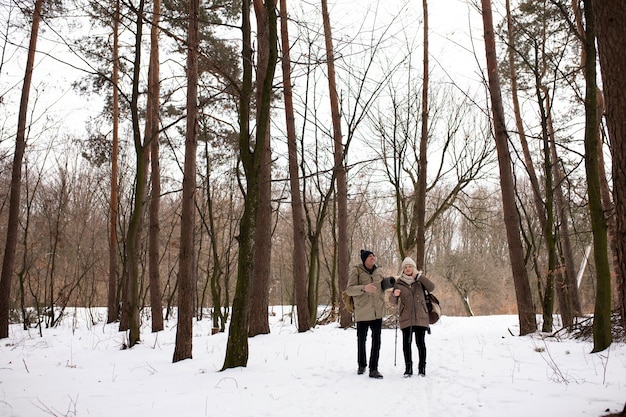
[0,0,624,367]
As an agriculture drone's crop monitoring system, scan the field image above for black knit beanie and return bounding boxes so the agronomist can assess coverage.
[360,250,374,265]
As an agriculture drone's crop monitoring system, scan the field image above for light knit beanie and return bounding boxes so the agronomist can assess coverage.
[399,257,418,284]
[401,257,417,270]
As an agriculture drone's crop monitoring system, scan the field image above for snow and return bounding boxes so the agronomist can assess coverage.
[1,310,624,417]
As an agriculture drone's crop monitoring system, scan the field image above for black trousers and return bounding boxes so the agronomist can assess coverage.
[357,318,382,371]
[401,325,427,369]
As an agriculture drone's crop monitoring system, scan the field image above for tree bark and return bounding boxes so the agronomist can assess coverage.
[415,0,429,270]
[589,0,622,349]
[280,0,310,332]
[223,0,254,369]
[204,162,225,332]
[570,0,603,318]
[480,0,536,335]
[320,0,350,329]
[249,0,272,337]
[506,0,565,327]
[223,0,277,369]
[544,90,576,326]
[505,0,546,225]
[173,0,200,362]
[147,0,164,333]
[125,0,147,348]
[107,0,120,325]
[537,84,556,332]
[0,0,44,339]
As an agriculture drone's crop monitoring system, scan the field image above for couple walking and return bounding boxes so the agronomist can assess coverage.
[344,250,435,378]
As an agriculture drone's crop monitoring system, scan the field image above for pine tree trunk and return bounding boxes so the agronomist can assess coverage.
[538,86,556,333]
[124,0,148,348]
[173,0,199,362]
[545,91,576,326]
[147,0,164,333]
[0,0,44,338]
[107,0,120,325]
[320,0,349,329]
[481,0,536,335]
[280,0,310,332]
[223,0,277,369]
[588,0,623,349]
[568,1,608,314]
[223,0,254,369]
[249,0,272,337]
[415,0,429,269]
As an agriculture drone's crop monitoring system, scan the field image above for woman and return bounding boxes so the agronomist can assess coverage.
[391,256,435,377]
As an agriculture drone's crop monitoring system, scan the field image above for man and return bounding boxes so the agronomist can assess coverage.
[345,249,390,379]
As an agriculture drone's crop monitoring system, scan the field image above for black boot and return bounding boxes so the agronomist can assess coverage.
[418,362,426,377]
[369,369,383,379]
[404,363,413,377]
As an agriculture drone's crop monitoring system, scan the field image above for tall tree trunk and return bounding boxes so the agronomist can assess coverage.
[107,0,120,325]
[147,0,164,333]
[597,134,620,310]
[588,0,621,350]
[203,156,225,331]
[481,0,536,335]
[320,0,349,329]
[125,0,147,348]
[280,0,310,332]
[506,0,550,322]
[173,0,199,362]
[545,90,576,326]
[223,0,254,369]
[415,0,429,269]
[0,0,44,339]
[249,0,272,337]
[570,0,605,318]
[506,0,546,224]
[537,85,556,333]
[506,0,573,324]
[223,0,277,369]
[306,237,321,323]
[119,265,130,330]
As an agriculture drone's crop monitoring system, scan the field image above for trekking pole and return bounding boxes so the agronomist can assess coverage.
[394,296,398,366]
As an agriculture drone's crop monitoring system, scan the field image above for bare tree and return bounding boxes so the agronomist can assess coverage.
[197,151,236,332]
[0,0,44,339]
[107,0,121,325]
[480,0,536,336]
[320,0,349,329]
[415,0,429,269]
[545,91,576,327]
[504,0,585,330]
[287,1,400,326]
[173,0,200,363]
[147,0,164,333]
[124,0,148,348]
[373,73,492,284]
[587,0,621,350]
[222,0,253,369]
[279,0,310,332]
[249,0,274,337]
[223,0,277,369]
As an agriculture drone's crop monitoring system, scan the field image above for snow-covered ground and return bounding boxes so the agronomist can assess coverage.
[1,309,624,417]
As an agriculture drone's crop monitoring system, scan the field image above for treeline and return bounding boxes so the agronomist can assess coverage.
[0,0,624,366]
